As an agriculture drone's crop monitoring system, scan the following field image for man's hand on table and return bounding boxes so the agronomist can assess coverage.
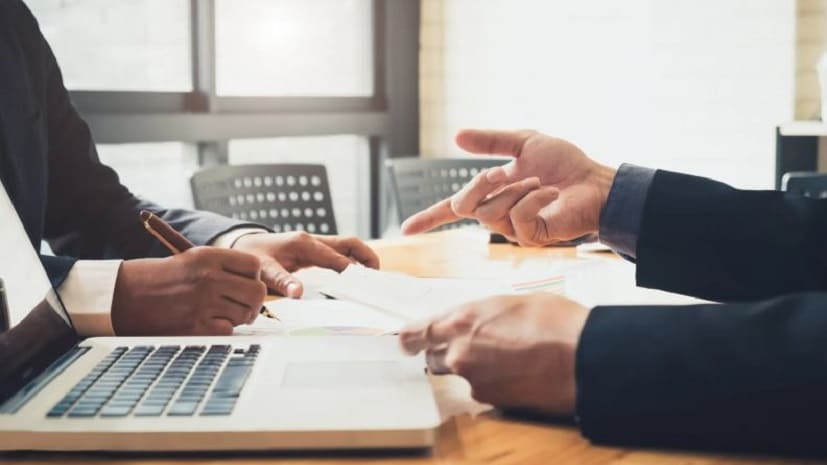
[399,293,591,416]
[112,232,379,336]
[401,129,617,247]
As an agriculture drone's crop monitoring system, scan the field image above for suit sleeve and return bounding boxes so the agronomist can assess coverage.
[635,170,827,302]
[24,8,260,260]
[576,293,827,455]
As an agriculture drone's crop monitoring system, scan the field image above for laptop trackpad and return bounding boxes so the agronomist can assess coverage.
[281,361,416,388]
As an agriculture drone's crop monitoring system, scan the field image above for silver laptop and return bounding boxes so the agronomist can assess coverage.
[0,182,439,452]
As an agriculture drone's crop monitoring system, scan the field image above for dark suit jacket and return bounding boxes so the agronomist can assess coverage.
[577,170,827,455]
[0,0,250,289]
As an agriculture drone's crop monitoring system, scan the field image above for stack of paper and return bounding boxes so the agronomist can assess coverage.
[314,265,511,321]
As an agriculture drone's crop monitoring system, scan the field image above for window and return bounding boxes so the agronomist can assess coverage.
[26,0,192,91]
[228,136,370,237]
[215,0,374,96]
[25,0,396,239]
[97,143,198,209]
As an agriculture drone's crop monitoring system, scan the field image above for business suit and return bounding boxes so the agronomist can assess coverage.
[577,170,827,455]
[0,0,250,289]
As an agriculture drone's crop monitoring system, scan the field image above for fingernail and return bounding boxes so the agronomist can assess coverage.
[286,281,301,297]
[485,168,506,183]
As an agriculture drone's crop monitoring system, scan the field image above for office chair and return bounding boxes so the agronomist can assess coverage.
[386,157,510,231]
[781,172,827,199]
[191,164,338,234]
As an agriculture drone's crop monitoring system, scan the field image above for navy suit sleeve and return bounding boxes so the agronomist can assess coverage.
[576,293,827,455]
[635,170,827,302]
[597,164,655,259]
[10,6,265,261]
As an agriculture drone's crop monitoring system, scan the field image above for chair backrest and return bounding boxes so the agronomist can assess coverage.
[781,172,827,199]
[191,164,337,235]
[386,157,510,230]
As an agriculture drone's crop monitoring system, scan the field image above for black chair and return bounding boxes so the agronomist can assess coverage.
[386,157,510,231]
[191,164,337,234]
[782,172,827,199]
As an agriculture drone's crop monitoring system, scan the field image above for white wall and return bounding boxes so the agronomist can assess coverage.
[422,0,796,189]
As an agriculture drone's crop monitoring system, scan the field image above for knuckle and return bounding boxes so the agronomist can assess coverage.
[197,267,218,284]
[186,246,209,262]
[449,196,469,217]
[254,281,267,302]
[272,271,292,290]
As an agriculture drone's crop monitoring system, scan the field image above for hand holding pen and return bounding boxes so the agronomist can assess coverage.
[140,211,279,320]
[107,213,272,336]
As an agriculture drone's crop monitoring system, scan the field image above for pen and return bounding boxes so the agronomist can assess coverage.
[139,210,279,321]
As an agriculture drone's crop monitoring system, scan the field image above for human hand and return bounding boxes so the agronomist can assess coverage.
[112,247,266,336]
[231,231,380,298]
[401,129,617,246]
[399,293,591,416]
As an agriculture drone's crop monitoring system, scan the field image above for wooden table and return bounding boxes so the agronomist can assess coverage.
[2,230,821,465]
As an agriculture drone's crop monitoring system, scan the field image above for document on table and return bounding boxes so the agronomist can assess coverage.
[234,298,405,336]
[312,265,512,321]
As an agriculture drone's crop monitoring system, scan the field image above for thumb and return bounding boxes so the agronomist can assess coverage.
[509,187,561,245]
[455,129,535,157]
[259,258,303,298]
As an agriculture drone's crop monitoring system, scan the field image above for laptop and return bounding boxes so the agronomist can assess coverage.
[0,182,440,452]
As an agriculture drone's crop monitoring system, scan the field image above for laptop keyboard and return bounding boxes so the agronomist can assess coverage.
[46,344,260,419]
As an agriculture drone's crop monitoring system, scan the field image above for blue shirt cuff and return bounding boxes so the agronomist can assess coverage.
[598,164,656,259]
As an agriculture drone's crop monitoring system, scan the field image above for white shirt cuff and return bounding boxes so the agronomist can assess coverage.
[210,227,269,249]
[57,260,121,337]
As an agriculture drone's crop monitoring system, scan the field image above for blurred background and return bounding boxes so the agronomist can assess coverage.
[24,0,827,238]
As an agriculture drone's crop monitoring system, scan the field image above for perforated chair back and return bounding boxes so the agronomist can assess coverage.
[782,172,827,199]
[191,164,337,235]
[386,157,510,230]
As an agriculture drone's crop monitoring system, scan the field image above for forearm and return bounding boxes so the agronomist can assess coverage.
[636,171,827,301]
[576,293,827,455]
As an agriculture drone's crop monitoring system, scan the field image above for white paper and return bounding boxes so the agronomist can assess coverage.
[234,298,406,336]
[315,265,511,322]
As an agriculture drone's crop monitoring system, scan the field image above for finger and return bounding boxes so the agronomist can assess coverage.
[425,345,451,375]
[315,235,381,269]
[449,169,511,218]
[298,238,354,273]
[509,187,560,245]
[259,258,303,298]
[399,319,434,355]
[473,178,541,224]
[210,297,255,327]
[399,305,478,355]
[205,318,234,336]
[444,337,474,377]
[192,247,262,279]
[401,198,460,235]
[214,270,267,310]
[455,129,535,158]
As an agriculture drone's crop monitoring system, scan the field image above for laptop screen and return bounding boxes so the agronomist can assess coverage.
[0,180,78,403]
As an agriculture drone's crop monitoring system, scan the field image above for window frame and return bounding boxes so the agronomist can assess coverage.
[67,0,420,238]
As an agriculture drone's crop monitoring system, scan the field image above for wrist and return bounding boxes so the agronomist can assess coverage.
[591,163,618,214]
